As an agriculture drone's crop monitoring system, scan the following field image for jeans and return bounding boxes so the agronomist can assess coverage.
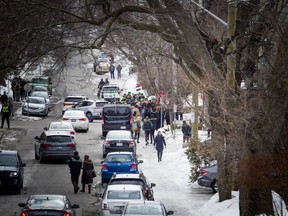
[157,150,163,162]
[71,175,80,193]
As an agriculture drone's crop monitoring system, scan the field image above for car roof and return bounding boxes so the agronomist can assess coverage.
[44,131,71,136]
[107,184,143,190]
[103,104,131,108]
[106,152,134,156]
[50,121,73,125]
[126,200,162,205]
[0,150,17,155]
[111,173,143,179]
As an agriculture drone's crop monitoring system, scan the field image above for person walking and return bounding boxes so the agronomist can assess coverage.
[153,131,166,162]
[116,64,122,79]
[150,108,158,144]
[1,102,11,129]
[80,155,95,193]
[142,116,153,145]
[181,121,192,143]
[105,77,109,85]
[68,151,82,193]
[132,113,141,143]
[109,64,115,79]
[0,91,8,105]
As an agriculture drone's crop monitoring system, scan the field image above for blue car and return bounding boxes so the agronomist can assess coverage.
[101,152,143,184]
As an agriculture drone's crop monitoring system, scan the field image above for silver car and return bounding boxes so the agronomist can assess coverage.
[96,184,146,216]
[120,201,174,215]
[22,96,49,117]
[66,99,109,122]
[30,91,50,109]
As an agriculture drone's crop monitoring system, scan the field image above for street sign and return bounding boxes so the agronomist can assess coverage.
[24,83,32,92]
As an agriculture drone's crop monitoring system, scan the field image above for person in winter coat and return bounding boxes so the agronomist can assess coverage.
[142,116,153,145]
[116,64,122,79]
[80,155,95,193]
[150,108,158,144]
[182,121,192,143]
[68,151,82,193]
[109,64,115,79]
[153,131,166,162]
[132,114,141,143]
[1,102,11,129]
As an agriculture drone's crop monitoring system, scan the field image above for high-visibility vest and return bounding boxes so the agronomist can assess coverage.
[2,106,9,113]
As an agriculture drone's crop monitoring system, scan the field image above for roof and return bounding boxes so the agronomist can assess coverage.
[125,200,162,205]
[111,173,142,179]
[0,150,17,155]
[103,104,131,108]
[106,151,134,156]
[107,184,143,190]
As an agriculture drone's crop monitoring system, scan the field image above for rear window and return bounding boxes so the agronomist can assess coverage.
[103,107,131,116]
[64,97,85,103]
[50,124,72,130]
[107,190,141,199]
[105,154,133,163]
[46,135,72,143]
[28,197,65,209]
[110,179,144,187]
[102,87,119,93]
[108,131,132,139]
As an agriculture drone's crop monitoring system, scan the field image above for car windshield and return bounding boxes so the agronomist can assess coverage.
[26,98,45,104]
[107,190,141,200]
[125,204,163,215]
[50,124,72,130]
[65,97,84,103]
[102,87,119,93]
[33,86,47,91]
[105,154,133,163]
[31,78,49,84]
[108,131,131,139]
[0,154,17,166]
[31,92,49,99]
[46,135,72,143]
[27,197,65,210]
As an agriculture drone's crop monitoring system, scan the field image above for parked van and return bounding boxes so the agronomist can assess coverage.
[101,104,132,137]
[100,84,121,102]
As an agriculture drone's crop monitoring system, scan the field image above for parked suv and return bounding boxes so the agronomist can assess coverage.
[66,99,109,122]
[34,131,77,163]
[62,95,88,114]
[101,104,132,137]
[108,173,156,200]
[0,150,26,194]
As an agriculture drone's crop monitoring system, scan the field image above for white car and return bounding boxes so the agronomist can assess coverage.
[97,184,146,216]
[30,91,50,109]
[44,121,76,139]
[62,95,88,114]
[61,110,89,132]
[100,84,121,102]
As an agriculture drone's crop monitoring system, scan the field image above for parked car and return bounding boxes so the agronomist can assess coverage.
[30,91,50,109]
[94,57,111,75]
[100,84,121,102]
[62,95,88,114]
[102,130,135,158]
[102,104,132,137]
[66,99,109,122]
[44,121,76,139]
[61,110,89,132]
[22,96,49,117]
[120,201,174,215]
[96,184,146,216]
[0,150,26,194]
[34,130,77,163]
[101,152,143,184]
[108,173,156,201]
[197,162,238,193]
[18,194,79,215]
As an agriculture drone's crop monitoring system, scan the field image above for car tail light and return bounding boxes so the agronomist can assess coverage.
[70,131,75,135]
[61,117,69,120]
[102,163,108,170]
[67,143,76,147]
[60,211,72,216]
[129,141,135,145]
[79,118,87,121]
[41,143,51,147]
[105,141,110,145]
[144,188,149,195]
[130,162,137,170]
[21,211,28,216]
[200,170,208,175]
[102,116,104,126]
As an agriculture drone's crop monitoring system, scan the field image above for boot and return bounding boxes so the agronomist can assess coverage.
[80,184,85,192]
[88,185,91,194]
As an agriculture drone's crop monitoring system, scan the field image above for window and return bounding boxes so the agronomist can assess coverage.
[46,136,72,143]
[106,154,133,162]
[0,154,17,166]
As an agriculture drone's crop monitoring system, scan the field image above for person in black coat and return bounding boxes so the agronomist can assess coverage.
[182,121,192,143]
[153,131,166,162]
[68,151,82,193]
[80,155,95,193]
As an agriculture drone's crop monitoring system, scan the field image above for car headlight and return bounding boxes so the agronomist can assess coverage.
[9,172,18,177]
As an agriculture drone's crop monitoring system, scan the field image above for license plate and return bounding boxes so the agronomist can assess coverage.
[120,126,126,129]
[71,119,76,122]
[116,143,123,146]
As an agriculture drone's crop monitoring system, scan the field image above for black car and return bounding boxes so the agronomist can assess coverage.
[0,150,26,194]
[101,104,132,137]
[102,130,135,158]
[108,173,156,200]
[18,194,79,215]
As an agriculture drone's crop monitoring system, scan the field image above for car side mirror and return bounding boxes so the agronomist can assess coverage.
[95,192,103,197]
[72,204,80,209]
[138,160,143,163]
[21,163,26,167]
[35,136,40,140]
[167,210,174,215]
[150,183,156,187]
[18,203,26,207]
[114,210,122,214]
[44,127,48,131]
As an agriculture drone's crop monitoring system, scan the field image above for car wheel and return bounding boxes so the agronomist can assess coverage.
[39,155,45,163]
[85,127,89,133]
[86,112,93,122]
[211,180,218,193]
[35,149,39,160]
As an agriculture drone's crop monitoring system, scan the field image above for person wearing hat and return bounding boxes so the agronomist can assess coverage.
[68,151,82,193]
[142,116,153,145]
[153,130,166,162]
[80,155,95,193]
